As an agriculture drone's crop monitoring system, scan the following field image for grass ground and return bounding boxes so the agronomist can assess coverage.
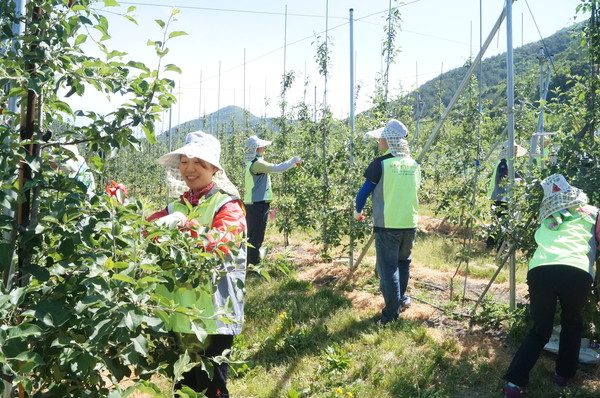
[132,215,600,397]
[224,218,600,398]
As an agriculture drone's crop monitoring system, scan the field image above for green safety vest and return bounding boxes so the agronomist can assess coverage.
[244,158,272,204]
[155,189,242,335]
[529,208,598,279]
[372,154,420,229]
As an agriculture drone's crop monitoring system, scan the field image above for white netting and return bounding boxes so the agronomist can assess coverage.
[243,148,257,163]
[386,137,411,157]
[538,174,588,223]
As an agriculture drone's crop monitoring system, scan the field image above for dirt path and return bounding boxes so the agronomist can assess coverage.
[269,216,528,326]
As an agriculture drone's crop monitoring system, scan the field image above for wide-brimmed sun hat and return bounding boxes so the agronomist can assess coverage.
[243,135,273,162]
[157,131,239,198]
[499,140,527,158]
[364,119,408,140]
[245,135,272,150]
[157,130,223,170]
[364,119,410,157]
[538,174,588,223]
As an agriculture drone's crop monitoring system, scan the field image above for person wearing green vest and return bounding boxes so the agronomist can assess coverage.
[243,135,302,265]
[354,119,421,326]
[486,140,526,248]
[149,131,246,397]
[503,174,600,398]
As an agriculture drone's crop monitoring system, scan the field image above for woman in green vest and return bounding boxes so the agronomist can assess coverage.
[149,131,246,397]
[243,135,301,265]
[503,174,600,397]
[486,140,526,248]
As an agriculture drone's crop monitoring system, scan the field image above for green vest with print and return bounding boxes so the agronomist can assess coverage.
[155,190,233,335]
[244,159,272,204]
[372,153,421,229]
[529,209,598,279]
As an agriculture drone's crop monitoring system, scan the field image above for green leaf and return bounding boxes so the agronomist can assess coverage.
[25,156,41,173]
[58,237,75,257]
[131,334,148,355]
[14,351,45,366]
[137,276,164,284]
[164,64,182,74]
[123,309,143,331]
[111,274,136,284]
[51,336,77,347]
[52,100,73,114]
[78,15,93,26]
[107,50,127,60]
[89,318,113,343]
[168,31,188,39]
[173,351,197,381]
[21,264,50,282]
[8,324,42,339]
[134,381,162,394]
[74,34,87,46]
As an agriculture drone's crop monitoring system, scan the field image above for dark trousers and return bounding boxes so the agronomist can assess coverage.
[245,201,270,265]
[503,265,592,387]
[177,334,234,397]
[486,200,508,248]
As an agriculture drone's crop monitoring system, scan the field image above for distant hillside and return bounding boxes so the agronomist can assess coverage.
[412,22,587,119]
[164,23,587,134]
[160,105,276,137]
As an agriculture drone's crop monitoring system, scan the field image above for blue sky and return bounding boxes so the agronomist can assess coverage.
[83,0,588,127]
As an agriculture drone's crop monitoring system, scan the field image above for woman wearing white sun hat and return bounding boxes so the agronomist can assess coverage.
[148,130,246,397]
[503,174,600,397]
[486,140,527,248]
[243,135,302,265]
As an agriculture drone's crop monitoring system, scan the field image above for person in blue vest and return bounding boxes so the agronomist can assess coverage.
[354,119,421,325]
[486,140,526,248]
[243,135,301,265]
[503,174,600,398]
[149,131,246,397]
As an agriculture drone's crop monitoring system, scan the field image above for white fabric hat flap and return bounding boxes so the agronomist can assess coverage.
[538,174,588,222]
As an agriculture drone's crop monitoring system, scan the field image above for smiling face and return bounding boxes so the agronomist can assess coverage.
[179,155,219,192]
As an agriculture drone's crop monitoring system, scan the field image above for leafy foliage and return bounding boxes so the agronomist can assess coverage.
[0,1,233,396]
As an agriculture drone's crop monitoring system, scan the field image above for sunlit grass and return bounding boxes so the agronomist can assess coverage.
[412,230,529,284]
[227,270,505,397]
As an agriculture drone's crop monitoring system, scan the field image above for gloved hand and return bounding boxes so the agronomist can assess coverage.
[353,210,365,221]
[293,156,303,166]
[155,211,187,228]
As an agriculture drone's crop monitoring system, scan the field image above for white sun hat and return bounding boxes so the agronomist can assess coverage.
[243,135,273,162]
[364,119,410,157]
[538,174,588,223]
[364,119,408,140]
[499,140,527,158]
[245,135,272,150]
[157,131,239,198]
[157,130,223,170]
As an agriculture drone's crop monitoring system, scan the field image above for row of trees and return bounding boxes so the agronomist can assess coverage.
[0,0,598,396]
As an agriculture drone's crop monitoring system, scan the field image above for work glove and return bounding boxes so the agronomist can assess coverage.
[353,210,365,221]
[155,211,187,228]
